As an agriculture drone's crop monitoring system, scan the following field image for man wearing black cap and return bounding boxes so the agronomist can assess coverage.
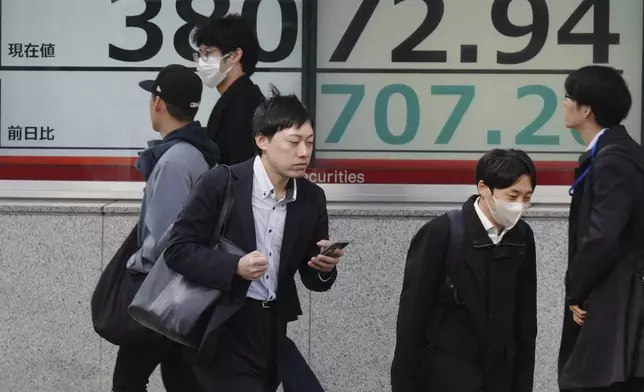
[110,64,220,392]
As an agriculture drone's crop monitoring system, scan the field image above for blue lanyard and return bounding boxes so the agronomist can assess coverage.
[568,141,598,196]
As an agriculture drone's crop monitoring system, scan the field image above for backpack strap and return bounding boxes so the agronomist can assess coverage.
[446,209,465,273]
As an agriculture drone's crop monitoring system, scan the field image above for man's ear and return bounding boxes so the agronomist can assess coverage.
[582,105,594,121]
[476,180,486,195]
[255,133,267,153]
[229,48,243,65]
[151,95,165,113]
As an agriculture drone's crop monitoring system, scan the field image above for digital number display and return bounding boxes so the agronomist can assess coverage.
[3,0,302,67]
[317,75,587,161]
[315,0,642,168]
[0,0,641,184]
[108,0,298,64]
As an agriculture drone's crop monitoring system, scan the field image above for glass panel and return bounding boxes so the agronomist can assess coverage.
[313,0,643,185]
[0,0,303,181]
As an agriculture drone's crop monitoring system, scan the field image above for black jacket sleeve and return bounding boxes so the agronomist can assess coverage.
[512,224,538,392]
[391,216,448,392]
[566,153,637,305]
[163,167,242,291]
[298,188,337,291]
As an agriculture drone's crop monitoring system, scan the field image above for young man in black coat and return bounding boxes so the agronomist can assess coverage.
[192,14,265,165]
[558,65,644,392]
[391,149,538,392]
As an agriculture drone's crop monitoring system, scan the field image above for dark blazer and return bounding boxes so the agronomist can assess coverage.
[391,195,537,392]
[163,158,337,362]
[558,125,644,389]
[206,75,265,165]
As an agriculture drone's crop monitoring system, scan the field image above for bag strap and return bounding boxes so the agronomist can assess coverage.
[151,165,235,262]
[210,165,234,246]
[445,209,465,273]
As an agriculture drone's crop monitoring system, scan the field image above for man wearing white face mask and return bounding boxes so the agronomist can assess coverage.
[191,14,264,166]
[392,148,538,392]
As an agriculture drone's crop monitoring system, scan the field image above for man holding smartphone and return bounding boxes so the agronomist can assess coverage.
[163,87,343,392]
[191,14,327,391]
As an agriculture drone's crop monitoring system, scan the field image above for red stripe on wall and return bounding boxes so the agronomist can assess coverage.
[0,156,577,185]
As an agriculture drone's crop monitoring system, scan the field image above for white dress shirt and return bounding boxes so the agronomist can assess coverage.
[586,128,607,152]
[246,156,297,302]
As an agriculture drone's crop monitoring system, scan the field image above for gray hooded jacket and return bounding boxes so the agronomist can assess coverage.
[126,121,220,273]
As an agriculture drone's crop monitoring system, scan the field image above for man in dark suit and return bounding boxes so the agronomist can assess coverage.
[558,65,644,392]
[191,14,326,392]
[392,148,538,392]
[192,13,265,165]
[163,88,343,392]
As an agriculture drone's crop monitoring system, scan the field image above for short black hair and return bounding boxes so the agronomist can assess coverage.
[192,13,259,76]
[252,85,312,155]
[166,102,196,122]
[476,149,537,191]
[564,65,632,128]
[151,93,196,122]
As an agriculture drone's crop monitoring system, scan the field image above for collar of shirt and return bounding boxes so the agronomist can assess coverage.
[253,156,297,202]
[586,128,607,152]
[474,196,504,244]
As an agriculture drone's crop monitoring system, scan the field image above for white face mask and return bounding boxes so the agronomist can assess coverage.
[485,189,528,230]
[196,54,231,89]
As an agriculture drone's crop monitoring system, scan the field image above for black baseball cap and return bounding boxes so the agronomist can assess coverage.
[139,64,202,113]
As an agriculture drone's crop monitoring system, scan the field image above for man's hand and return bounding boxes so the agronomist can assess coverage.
[569,305,586,326]
[237,250,269,280]
[308,240,344,273]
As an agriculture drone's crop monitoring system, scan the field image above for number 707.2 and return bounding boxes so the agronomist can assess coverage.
[321,84,584,147]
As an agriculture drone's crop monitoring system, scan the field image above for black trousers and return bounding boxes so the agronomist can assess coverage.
[194,298,282,392]
[112,336,203,392]
[280,336,325,392]
[422,345,512,392]
[571,378,644,391]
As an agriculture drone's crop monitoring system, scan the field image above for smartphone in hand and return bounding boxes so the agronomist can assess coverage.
[320,240,352,257]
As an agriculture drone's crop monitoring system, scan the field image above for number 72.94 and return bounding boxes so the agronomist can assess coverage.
[332,0,618,65]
